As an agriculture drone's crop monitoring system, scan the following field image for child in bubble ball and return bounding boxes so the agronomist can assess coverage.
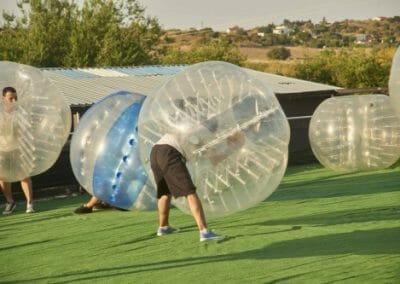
[150,130,245,242]
[0,87,34,215]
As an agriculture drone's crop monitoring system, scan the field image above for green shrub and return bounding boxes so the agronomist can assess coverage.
[294,47,395,88]
[267,47,291,60]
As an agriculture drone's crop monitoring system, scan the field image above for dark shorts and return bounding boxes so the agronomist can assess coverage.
[150,144,196,199]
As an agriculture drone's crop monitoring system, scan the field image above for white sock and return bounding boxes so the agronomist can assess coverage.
[200,228,209,234]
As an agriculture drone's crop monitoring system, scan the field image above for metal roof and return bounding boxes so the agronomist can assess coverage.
[243,68,341,94]
[41,65,341,107]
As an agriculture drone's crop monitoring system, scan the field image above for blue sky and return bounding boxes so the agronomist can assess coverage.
[1,0,399,30]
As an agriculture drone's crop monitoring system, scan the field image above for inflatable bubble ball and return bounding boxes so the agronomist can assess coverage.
[0,61,71,182]
[309,94,400,171]
[70,91,156,210]
[389,46,400,116]
[138,61,290,218]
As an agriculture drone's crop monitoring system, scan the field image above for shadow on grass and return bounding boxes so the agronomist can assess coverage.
[38,194,89,210]
[9,227,399,284]
[0,194,85,223]
[0,194,115,230]
[260,227,400,258]
[0,212,74,231]
[0,239,55,252]
[112,225,197,247]
[222,205,400,228]
[272,171,400,201]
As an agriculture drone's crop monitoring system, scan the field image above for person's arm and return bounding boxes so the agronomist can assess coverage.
[226,131,246,150]
[207,131,246,165]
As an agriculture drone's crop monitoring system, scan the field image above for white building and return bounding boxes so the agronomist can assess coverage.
[372,16,387,21]
[273,26,290,35]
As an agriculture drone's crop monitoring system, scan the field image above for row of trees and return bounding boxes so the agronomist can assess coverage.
[0,0,396,89]
[1,0,163,67]
[0,0,244,67]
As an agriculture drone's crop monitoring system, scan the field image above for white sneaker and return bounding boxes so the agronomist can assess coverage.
[157,226,180,236]
[3,202,16,215]
[26,203,35,213]
[200,230,225,242]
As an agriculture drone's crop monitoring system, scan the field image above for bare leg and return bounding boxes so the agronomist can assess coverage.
[85,196,102,208]
[20,177,33,204]
[186,193,207,231]
[0,180,14,203]
[158,194,172,227]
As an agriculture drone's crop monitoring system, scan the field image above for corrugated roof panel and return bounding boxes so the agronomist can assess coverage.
[42,68,99,78]
[42,64,340,106]
[112,65,186,76]
[43,70,172,106]
[244,68,341,93]
[77,68,129,77]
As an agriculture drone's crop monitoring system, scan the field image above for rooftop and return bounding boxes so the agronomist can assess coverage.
[41,64,341,107]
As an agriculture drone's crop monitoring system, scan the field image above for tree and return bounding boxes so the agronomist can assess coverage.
[0,11,26,62]
[294,48,395,88]
[0,0,76,66]
[160,38,246,65]
[0,0,162,67]
[26,0,76,66]
[65,0,163,67]
[267,47,291,60]
[257,24,274,34]
[295,31,312,44]
[294,49,336,85]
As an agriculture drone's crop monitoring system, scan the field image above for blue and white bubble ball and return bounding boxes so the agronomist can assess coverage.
[138,61,290,218]
[309,95,400,171]
[0,61,71,182]
[70,91,156,210]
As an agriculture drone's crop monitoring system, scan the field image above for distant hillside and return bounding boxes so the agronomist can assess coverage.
[161,17,400,50]
[158,17,399,77]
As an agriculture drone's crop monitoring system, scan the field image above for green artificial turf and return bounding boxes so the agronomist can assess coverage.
[1,163,399,283]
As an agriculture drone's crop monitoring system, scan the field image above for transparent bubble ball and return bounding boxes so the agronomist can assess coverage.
[0,61,71,182]
[70,91,156,210]
[389,46,400,116]
[309,95,400,171]
[138,61,290,218]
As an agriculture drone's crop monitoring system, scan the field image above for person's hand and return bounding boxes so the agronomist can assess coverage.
[226,131,245,150]
[206,131,246,166]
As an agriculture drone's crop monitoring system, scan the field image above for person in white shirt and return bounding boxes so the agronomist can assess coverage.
[150,130,245,242]
[0,87,34,214]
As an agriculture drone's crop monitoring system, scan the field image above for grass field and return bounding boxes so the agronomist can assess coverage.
[1,163,400,283]
[239,46,320,76]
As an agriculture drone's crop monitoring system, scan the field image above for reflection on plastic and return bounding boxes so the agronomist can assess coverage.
[309,95,400,171]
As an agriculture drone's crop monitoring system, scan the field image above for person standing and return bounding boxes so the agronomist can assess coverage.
[0,86,34,214]
[150,133,230,242]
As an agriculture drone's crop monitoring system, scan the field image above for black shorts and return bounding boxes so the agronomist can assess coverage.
[150,144,196,199]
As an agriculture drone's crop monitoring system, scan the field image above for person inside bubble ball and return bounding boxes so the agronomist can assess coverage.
[150,128,245,242]
[0,86,34,215]
[74,196,112,214]
[73,195,128,214]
